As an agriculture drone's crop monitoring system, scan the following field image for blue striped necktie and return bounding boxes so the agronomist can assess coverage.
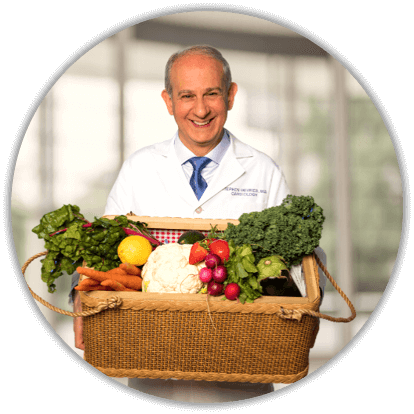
[188,157,211,200]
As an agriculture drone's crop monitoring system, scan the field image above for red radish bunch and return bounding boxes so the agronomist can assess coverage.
[199,251,229,294]
[193,238,238,299]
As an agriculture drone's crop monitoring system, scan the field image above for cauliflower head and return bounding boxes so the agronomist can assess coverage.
[142,243,205,293]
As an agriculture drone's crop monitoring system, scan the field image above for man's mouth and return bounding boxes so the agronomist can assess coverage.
[191,118,213,127]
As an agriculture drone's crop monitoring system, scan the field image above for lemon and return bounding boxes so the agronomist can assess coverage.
[117,235,152,266]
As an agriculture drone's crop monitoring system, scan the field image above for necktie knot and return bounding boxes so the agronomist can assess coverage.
[188,156,211,172]
[188,157,211,200]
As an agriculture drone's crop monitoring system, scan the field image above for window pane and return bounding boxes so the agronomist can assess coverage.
[348,91,403,292]
[52,74,119,217]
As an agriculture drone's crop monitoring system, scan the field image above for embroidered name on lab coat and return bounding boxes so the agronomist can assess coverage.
[225,187,267,196]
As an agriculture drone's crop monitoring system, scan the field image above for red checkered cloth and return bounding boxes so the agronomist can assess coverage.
[149,229,210,244]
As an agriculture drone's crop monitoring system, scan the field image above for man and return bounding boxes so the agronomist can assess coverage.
[103,45,289,218]
[73,45,291,402]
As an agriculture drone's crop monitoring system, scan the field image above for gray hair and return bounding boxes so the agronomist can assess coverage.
[164,45,232,96]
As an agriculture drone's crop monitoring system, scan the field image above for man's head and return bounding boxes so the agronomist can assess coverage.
[164,45,233,97]
[161,45,238,156]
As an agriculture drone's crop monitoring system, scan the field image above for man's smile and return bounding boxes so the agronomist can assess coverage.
[191,118,214,127]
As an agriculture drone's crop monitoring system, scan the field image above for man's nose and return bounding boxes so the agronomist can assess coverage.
[193,97,210,118]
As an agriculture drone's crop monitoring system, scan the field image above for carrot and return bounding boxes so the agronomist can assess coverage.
[101,279,137,292]
[77,267,116,281]
[119,263,141,276]
[107,268,128,275]
[77,267,142,290]
[74,278,101,291]
[77,278,100,288]
[75,284,113,291]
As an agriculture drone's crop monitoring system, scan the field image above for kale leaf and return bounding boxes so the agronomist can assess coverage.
[222,195,325,268]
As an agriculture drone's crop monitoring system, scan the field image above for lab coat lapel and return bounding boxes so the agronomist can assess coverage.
[199,135,247,205]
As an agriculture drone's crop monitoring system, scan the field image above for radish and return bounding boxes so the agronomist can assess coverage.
[207,280,223,296]
[205,253,221,268]
[225,283,241,300]
[212,265,227,283]
[199,267,213,283]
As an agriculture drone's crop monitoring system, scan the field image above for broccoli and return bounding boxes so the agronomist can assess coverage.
[222,195,325,268]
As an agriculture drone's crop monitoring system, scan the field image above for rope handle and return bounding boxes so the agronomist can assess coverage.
[21,251,356,323]
[20,251,122,318]
[278,253,357,323]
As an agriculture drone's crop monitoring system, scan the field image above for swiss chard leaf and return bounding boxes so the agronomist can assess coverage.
[32,204,84,237]
[32,205,160,293]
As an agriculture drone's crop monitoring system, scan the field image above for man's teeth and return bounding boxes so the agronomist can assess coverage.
[192,120,210,126]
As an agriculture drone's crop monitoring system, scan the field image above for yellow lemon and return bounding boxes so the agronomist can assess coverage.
[117,236,152,266]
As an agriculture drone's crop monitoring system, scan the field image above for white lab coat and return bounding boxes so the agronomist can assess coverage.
[104,130,290,218]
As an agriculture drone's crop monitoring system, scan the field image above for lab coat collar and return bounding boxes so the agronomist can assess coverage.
[152,129,254,159]
[150,129,253,208]
[174,130,231,166]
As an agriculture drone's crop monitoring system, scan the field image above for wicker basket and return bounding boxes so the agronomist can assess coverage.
[22,215,356,384]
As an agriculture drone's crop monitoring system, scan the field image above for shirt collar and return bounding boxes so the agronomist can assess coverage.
[174,129,230,165]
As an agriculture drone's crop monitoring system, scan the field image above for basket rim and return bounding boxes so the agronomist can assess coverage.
[102,214,239,231]
[89,366,310,383]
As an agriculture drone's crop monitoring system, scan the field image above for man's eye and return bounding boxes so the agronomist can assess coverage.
[181,95,192,99]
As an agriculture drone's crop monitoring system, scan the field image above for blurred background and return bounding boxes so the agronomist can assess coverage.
[11,11,403,389]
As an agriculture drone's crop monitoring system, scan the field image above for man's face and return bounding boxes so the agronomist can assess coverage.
[161,54,237,155]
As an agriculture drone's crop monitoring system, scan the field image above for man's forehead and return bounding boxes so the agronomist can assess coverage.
[170,54,225,90]
[172,54,223,75]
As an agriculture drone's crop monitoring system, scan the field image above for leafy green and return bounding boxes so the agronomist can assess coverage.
[32,205,159,293]
[256,256,289,284]
[224,241,262,304]
[222,194,325,268]
[32,204,85,238]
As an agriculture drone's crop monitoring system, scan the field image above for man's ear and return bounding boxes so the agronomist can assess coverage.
[227,82,238,110]
[161,89,174,115]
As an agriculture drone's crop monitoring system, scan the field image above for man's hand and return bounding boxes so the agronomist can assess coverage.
[73,291,85,350]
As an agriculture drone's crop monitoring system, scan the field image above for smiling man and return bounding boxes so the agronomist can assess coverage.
[161,52,238,156]
[74,45,291,402]
[103,45,289,219]
[102,45,290,401]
